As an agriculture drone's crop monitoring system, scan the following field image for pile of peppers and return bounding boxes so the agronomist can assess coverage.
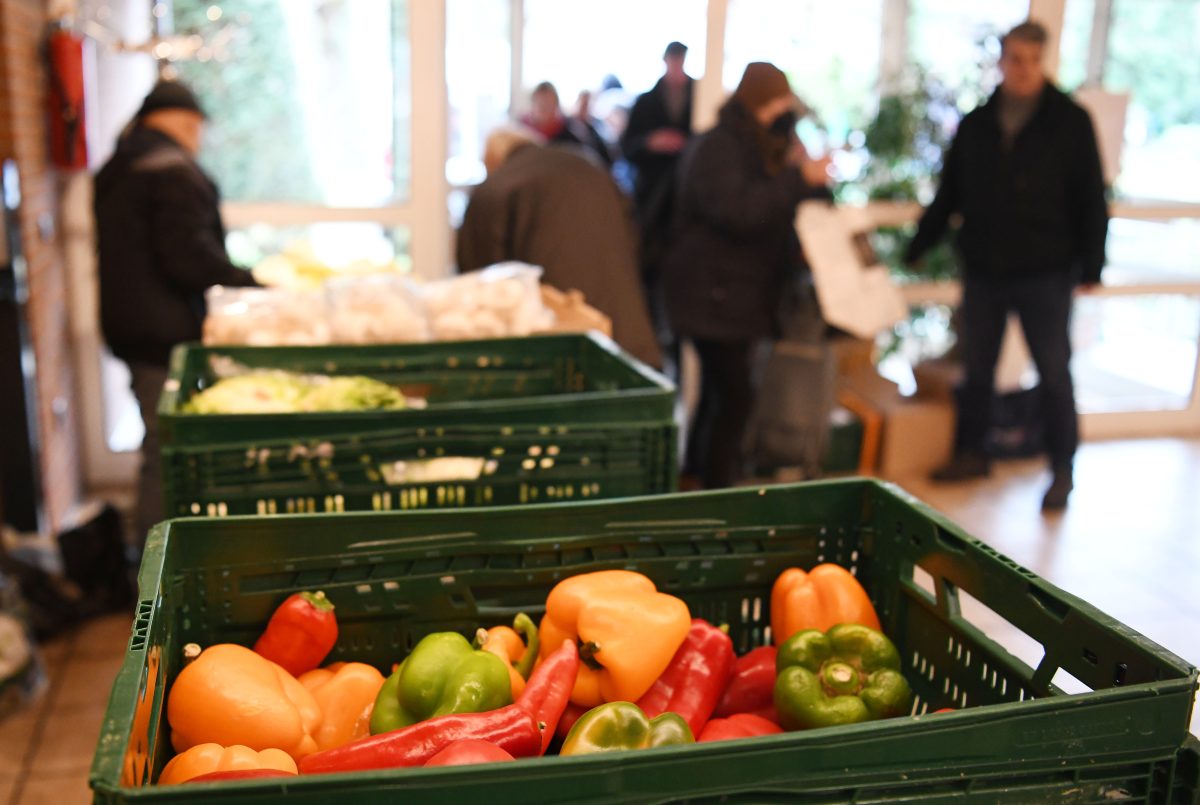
[159,563,919,785]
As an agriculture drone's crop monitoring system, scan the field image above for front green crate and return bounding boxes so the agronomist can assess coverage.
[92,480,1198,803]
[158,333,677,516]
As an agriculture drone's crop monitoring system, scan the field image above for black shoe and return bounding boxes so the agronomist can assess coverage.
[930,454,991,483]
[1041,473,1073,511]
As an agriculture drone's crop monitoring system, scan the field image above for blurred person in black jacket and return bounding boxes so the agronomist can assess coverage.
[94,79,257,543]
[905,21,1108,511]
[620,41,694,372]
[663,62,831,489]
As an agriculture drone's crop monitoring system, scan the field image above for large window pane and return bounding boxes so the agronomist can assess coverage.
[225,223,412,276]
[170,0,411,206]
[1102,0,1200,202]
[908,0,1028,105]
[1103,218,1200,286]
[446,0,511,188]
[1072,295,1200,413]
[724,0,884,145]
[1057,0,1095,91]
[520,0,707,111]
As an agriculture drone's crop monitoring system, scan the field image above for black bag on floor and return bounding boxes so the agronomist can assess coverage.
[745,276,836,479]
[57,504,134,614]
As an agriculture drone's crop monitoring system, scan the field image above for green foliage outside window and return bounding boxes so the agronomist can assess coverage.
[171,0,320,203]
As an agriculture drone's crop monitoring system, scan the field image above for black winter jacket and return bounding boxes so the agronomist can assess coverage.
[94,127,256,366]
[621,76,694,213]
[662,100,826,341]
[906,84,1108,284]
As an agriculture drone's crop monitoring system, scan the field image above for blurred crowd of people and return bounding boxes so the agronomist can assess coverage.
[457,42,838,491]
[97,22,1107,538]
[457,21,1107,508]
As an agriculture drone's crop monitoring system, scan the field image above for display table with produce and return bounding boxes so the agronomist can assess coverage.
[90,480,1198,803]
[158,333,676,518]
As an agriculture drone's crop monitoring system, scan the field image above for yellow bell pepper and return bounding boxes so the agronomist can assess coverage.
[298,662,386,751]
[538,570,691,707]
[167,644,322,761]
[158,743,297,785]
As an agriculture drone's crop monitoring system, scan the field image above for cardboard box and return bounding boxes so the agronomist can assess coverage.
[837,367,955,479]
[912,357,961,402]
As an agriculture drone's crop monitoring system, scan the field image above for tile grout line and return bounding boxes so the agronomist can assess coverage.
[9,627,80,805]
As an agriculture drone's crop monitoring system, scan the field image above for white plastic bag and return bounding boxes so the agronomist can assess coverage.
[203,286,331,346]
[422,263,555,341]
[326,273,429,344]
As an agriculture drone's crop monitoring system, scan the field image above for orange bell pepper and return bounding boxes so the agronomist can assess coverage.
[298,662,386,751]
[771,564,881,645]
[167,644,322,761]
[476,613,539,699]
[158,743,297,785]
[538,570,691,707]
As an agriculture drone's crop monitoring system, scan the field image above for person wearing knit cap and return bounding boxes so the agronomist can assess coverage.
[662,61,832,490]
[94,79,257,551]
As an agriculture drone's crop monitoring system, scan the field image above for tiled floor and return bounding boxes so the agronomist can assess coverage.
[2,436,1198,803]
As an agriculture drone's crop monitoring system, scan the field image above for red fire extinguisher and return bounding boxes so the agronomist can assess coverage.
[47,26,88,171]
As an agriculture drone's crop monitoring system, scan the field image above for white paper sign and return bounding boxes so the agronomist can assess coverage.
[797,202,908,340]
[1074,87,1129,187]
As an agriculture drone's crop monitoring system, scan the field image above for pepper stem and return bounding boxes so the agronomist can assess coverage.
[299,590,335,612]
[513,613,540,680]
[472,628,490,650]
[182,642,202,668]
[820,661,864,697]
[578,641,604,671]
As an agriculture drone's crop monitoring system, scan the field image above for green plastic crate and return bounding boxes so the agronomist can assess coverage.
[158,333,677,517]
[91,480,1198,803]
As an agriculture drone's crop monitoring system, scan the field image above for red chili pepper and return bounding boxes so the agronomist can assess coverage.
[253,591,338,677]
[516,640,579,755]
[186,769,296,783]
[714,645,777,718]
[299,704,541,775]
[698,713,783,743]
[424,739,515,767]
[636,618,735,737]
[554,702,589,743]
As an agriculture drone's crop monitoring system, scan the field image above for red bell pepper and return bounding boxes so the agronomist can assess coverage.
[714,645,777,719]
[516,640,579,755]
[424,740,515,767]
[186,769,296,783]
[253,591,338,677]
[555,702,589,743]
[298,704,541,774]
[636,618,735,737]
[698,713,783,743]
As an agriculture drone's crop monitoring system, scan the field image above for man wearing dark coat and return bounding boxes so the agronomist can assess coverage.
[94,80,257,543]
[905,21,1109,511]
[456,128,662,370]
[620,41,695,369]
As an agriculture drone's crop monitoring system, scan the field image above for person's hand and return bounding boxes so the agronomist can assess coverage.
[799,153,834,187]
[646,128,687,154]
[786,140,833,186]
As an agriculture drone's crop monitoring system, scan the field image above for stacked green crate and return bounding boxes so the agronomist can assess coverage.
[159,334,677,517]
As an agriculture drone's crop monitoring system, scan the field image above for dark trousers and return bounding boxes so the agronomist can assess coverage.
[686,339,757,489]
[128,361,169,546]
[958,274,1078,471]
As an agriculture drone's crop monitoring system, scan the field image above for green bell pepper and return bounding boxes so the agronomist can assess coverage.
[774,622,912,731]
[560,701,694,756]
[369,632,512,734]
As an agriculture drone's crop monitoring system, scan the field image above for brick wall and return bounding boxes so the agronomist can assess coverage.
[0,0,82,534]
